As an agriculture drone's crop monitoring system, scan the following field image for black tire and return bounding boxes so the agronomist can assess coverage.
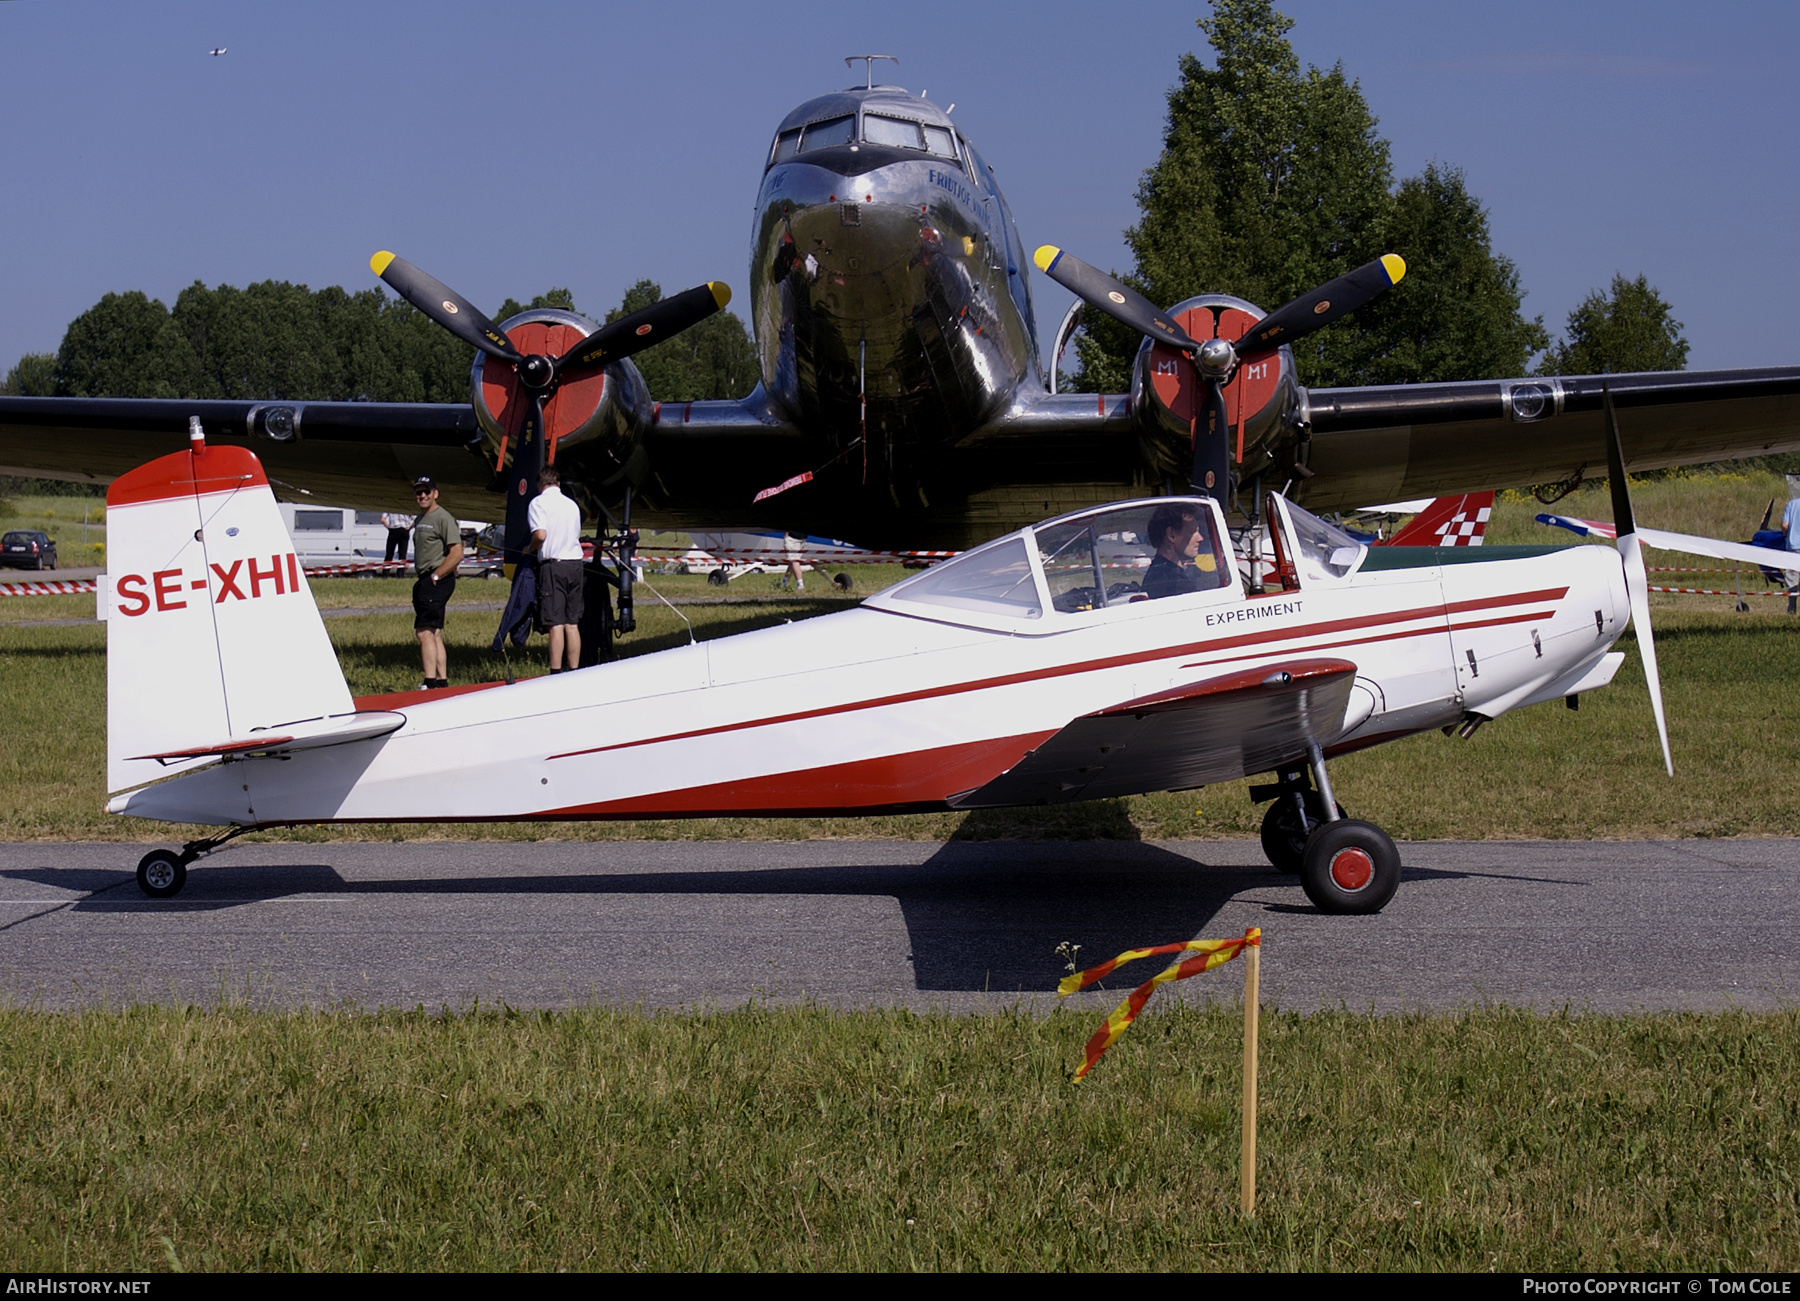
[707,568,729,587]
[1299,819,1400,915]
[1258,791,1345,874]
[137,850,187,899]
[833,572,854,591]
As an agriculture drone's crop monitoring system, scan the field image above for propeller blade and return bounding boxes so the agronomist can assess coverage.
[1032,246,1200,351]
[502,391,548,568]
[1234,254,1406,356]
[371,252,521,363]
[1193,379,1231,500]
[1604,385,1673,777]
[556,282,732,376]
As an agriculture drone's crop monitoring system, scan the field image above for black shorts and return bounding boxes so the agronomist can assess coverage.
[540,558,585,626]
[413,573,456,630]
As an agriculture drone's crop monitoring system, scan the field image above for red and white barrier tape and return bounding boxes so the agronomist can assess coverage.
[0,579,97,597]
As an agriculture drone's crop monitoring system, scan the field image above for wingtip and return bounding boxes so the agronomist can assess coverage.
[370,250,396,278]
[1033,245,1060,273]
[1381,253,1407,285]
[708,281,732,309]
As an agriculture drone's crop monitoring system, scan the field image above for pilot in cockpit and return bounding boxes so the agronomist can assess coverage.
[1143,502,1225,600]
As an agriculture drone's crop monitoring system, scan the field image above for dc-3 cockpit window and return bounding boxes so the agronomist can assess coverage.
[771,129,801,164]
[859,113,960,160]
[1035,501,1230,612]
[1280,497,1367,582]
[876,535,1042,620]
[799,116,856,152]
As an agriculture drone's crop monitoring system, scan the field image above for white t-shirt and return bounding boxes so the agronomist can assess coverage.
[527,485,585,562]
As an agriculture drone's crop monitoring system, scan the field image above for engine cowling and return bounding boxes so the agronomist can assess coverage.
[1131,293,1303,488]
[470,308,655,490]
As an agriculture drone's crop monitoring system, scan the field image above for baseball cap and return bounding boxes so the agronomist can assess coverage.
[412,476,436,494]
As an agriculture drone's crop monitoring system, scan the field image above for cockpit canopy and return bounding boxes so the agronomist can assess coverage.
[865,497,1237,632]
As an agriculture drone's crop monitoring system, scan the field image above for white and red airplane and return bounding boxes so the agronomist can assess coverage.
[103,429,1650,915]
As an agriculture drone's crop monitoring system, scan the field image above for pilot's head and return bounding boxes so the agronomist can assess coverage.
[538,465,561,491]
[1148,503,1203,562]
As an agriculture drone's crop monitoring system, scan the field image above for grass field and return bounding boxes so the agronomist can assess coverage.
[1,1002,1794,1271]
[2,472,1798,842]
[0,492,108,569]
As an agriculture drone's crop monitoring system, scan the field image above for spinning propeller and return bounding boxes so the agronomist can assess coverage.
[1603,385,1674,776]
[370,251,731,562]
[1032,246,1406,500]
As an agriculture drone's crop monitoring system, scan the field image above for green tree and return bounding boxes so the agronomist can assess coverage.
[494,288,578,322]
[605,280,757,402]
[1538,273,1688,375]
[52,291,176,396]
[2,353,57,396]
[1338,164,1548,384]
[1075,0,1391,390]
[1072,0,1548,391]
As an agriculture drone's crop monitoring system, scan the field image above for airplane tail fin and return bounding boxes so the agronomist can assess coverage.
[1383,491,1495,547]
[103,434,352,793]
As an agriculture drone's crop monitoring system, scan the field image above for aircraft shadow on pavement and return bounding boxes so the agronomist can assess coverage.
[10,842,1296,994]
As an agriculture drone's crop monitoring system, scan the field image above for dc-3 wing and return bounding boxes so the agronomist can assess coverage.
[950,658,1358,809]
[1291,367,1800,510]
[0,393,806,520]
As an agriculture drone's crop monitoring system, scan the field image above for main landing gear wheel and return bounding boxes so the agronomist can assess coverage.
[1259,792,1345,875]
[136,850,188,899]
[1299,819,1400,915]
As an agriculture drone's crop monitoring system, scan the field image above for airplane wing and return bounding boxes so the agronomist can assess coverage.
[1295,366,1800,511]
[950,658,1356,808]
[0,393,806,520]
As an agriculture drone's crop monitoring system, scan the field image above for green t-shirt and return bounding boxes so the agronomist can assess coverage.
[413,505,460,576]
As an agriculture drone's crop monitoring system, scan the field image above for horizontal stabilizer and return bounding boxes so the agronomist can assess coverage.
[1636,526,1800,575]
[130,710,404,764]
[950,658,1357,808]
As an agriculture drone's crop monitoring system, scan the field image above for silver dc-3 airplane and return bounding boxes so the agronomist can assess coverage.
[5,57,1800,573]
[106,389,1671,916]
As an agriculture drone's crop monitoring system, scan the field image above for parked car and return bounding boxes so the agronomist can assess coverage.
[1,530,57,570]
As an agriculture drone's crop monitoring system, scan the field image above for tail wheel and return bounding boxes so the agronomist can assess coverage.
[1299,819,1400,914]
[136,850,188,899]
[1259,792,1345,874]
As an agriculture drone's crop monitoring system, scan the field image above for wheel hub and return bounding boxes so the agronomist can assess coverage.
[145,860,174,890]
[1329,847,1374,891]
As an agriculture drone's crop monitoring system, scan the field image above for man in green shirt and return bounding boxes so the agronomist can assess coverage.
[410,477,464,689]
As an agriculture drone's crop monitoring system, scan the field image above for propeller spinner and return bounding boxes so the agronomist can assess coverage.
[370,252,730,561]
[1033,246,1405,501]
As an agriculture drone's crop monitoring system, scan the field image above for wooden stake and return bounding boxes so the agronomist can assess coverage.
[1240,940,1260,1216]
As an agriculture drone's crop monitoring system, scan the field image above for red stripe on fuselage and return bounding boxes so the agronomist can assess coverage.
[536,729,1059,819]
[546,586,1567,763]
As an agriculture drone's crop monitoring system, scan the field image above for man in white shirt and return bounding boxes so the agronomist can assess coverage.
[527,465,587,671]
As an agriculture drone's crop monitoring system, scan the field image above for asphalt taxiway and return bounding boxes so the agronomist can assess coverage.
[1,838,1794,1013]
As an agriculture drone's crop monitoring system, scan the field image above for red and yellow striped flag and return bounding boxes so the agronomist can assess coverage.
[1057,928,1261,1081]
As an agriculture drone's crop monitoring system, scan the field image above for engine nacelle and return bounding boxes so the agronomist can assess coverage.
[1131,293,1304,488]
[470,308,655,493]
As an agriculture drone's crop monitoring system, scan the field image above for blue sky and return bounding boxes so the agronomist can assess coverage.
[3,0,1797,377]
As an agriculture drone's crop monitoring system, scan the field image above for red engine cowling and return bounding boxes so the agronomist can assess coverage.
[1132,294,1302,486]
[470,308,654,482]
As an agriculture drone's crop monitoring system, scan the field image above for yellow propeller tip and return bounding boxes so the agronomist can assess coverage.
[708,281,732,309]
[1033,245,1060,273]
[370,251,396,277]
[1381,253,1406,285]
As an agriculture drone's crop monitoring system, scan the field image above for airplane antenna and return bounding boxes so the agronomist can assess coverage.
[844,54,898,89]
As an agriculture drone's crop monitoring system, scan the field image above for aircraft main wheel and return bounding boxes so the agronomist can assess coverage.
[136,850,188,899]
[1299,819,1400,915]
[1259,792,1345,874]
[707,568,728,587]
